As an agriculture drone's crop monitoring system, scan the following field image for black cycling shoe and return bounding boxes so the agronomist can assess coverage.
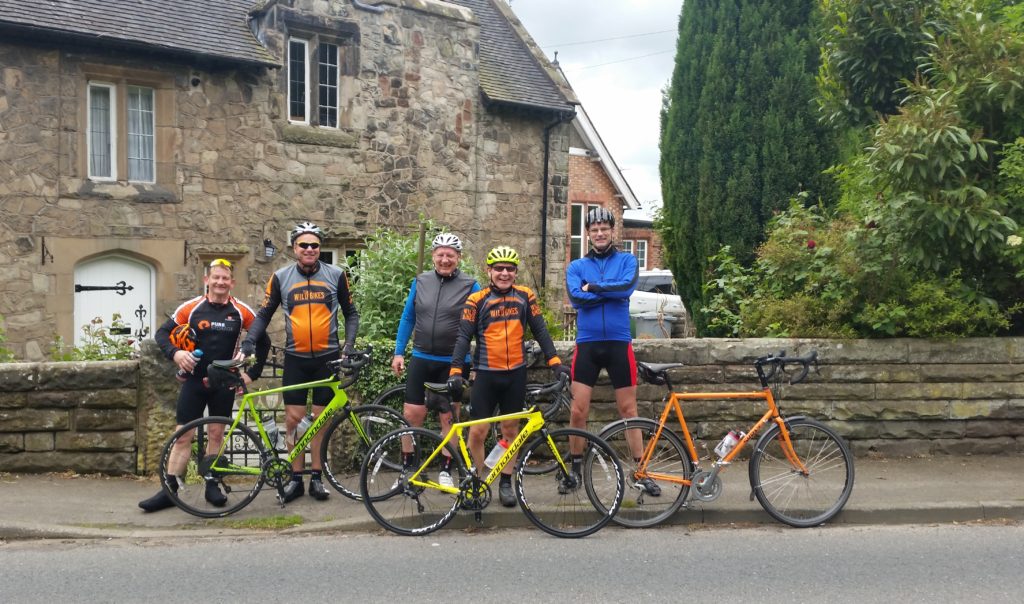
[138,488,175,512]
[281,480,305,503]
[498,482,516,508]
[204,479,228,507]
[309,477,329,501]
[637,477,662,497]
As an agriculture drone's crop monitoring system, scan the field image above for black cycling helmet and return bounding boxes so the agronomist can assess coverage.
[585,207,615,229]
[290,221,323,245]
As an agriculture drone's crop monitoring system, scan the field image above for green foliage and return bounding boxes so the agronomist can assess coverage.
[702,202,1013,337]
[49,314,138,361]
[0,315,15,362]
[660,0,839,334]
[351,336,404,404]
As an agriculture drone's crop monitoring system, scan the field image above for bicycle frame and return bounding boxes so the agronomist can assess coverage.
[640,386,808,488]
[211,374,371,474]
[406,407,563,493]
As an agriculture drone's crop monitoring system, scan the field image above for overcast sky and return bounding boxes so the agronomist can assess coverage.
[508,0,682,214]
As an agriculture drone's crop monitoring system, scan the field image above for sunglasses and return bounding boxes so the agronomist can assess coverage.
[209,258,233,269]
[490,265,517,273]
[297,242,321,250]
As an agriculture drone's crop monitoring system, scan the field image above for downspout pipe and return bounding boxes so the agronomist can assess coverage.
[541,111,571,289]
[352,0,386,13]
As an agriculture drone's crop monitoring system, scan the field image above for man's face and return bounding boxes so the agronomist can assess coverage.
[488,263,517,289]
[432,247,461,276]
[587,222,614,251]
[204,266,235,297]
[293,234,321,268]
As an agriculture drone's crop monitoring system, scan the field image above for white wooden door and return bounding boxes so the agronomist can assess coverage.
[73,255,155,345]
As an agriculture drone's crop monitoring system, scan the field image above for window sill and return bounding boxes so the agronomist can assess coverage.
[280,124,358,148]
[68,179,179,203]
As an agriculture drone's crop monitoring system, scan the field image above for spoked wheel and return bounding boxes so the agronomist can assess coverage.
[360,427,467,536]
[749,418,855,527]
[519,382,573,476]
[515,428,624,538]
[159,417,267,518]
[321,404,407,500]
[598,418,692,528]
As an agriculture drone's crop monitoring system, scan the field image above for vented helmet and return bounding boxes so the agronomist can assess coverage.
[585,207,615,228]
[486,245,520,266]
[431,233,463,252]
[169,324,196,352]
[290,222,322,245]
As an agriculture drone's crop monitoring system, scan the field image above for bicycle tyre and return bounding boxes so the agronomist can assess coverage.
[518,382,572,476]
[360,426,466,536]
[515,428,624,538]
[598,418,692,528]
[321,404,408,500]
[749,417,855,527]
[370,383,406,412]
[159,416,267,518]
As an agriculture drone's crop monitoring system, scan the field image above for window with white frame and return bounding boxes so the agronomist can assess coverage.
[289,33,353,129]
[570,203,602,260]
[620,239,648,269]
[88,82,155,183]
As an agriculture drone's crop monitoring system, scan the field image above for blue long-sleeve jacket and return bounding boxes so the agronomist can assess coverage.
[566,246,638,342]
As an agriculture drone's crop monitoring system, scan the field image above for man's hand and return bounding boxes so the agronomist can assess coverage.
[239,340,255,358]
[391,354,405,377]
[446,374,465,402]
[342,343,356,359]
[553,364,572,382]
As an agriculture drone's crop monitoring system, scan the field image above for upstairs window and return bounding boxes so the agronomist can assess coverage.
[88,83,116,180]
[570,203,602,260]
[87,82,155,183]
[288,38,309,124]
[318,43,339,128]
[287,30,355,130]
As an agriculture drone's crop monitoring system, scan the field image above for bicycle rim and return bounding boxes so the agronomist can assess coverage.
[360,427,465,536]
[160,417,266,518]
[516,428,623,538]
[321,405,407,500]
[598,418,692,528]
[749,418,855,527]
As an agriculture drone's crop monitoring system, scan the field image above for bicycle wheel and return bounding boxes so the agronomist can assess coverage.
[749,417,855,528]
[370,383,406,412]
[598,418,692,528]
[159,417,267,518]
[360,427,467,536]
[321,404,407,500]
[515,428,623,538]
[519,382,571,476]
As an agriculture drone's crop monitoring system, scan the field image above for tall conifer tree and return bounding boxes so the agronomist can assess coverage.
[660,0,837,333]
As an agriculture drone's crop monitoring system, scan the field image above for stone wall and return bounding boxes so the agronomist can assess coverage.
[6,337,1019,475]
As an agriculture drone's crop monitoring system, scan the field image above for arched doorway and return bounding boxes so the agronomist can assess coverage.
[73,255,155,346]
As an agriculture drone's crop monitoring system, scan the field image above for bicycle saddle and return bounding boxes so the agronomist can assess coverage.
[637,362,684,385]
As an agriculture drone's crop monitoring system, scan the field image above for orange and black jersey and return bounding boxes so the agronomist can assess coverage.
[449,284,560,376]
[154,295,270,380]
[245,261,359,358]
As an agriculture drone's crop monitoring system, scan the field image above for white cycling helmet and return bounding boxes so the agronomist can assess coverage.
[431,232,463,252]
[290,221,323,245]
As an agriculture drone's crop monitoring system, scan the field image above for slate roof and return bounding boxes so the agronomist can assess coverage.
[450,0,575,115]
[0,0,277,67]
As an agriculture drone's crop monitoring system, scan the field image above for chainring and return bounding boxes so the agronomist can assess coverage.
[691,470,723,502]
[261,457,293,488]
[458,479,491,511]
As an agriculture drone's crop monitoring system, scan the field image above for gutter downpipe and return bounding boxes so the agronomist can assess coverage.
[541,111,571,289]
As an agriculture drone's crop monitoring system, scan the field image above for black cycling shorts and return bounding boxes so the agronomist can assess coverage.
[469,367,526,419]
[281,351,340,406]
[571,341,637,389]
[404,357,452,405]
[176,377,235,424]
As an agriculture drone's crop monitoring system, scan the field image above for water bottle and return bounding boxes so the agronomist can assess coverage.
[714,430,744,459]
[175,349,203,382]
[485,439,509,468]
[293,413,314,445]
[262,414,281,451]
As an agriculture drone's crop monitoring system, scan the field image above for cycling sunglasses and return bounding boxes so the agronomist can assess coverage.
[209,258,233,269]
[297,242,321,250]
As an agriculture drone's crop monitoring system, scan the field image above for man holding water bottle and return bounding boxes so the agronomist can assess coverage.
[139,258,270,512]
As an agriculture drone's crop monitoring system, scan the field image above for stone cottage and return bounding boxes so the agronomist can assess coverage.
[0,0,578,359]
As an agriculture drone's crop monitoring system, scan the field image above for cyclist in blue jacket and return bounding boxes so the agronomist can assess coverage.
[564,207,659,496]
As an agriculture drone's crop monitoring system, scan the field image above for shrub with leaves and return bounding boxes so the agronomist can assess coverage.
[0,315,15,362]
[50,314,138,361]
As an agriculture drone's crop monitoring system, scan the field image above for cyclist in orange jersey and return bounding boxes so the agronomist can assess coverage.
[447,245,570,507]
[241,222,359,503]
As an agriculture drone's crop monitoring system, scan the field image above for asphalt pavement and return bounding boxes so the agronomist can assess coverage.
[1,455,1021,540]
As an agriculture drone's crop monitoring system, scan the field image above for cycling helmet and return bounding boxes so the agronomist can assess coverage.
[431,233,463,252]
[169,324,196,352]
[585,207,615,228]
[486,245,520,266]
[290,221,322,245]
